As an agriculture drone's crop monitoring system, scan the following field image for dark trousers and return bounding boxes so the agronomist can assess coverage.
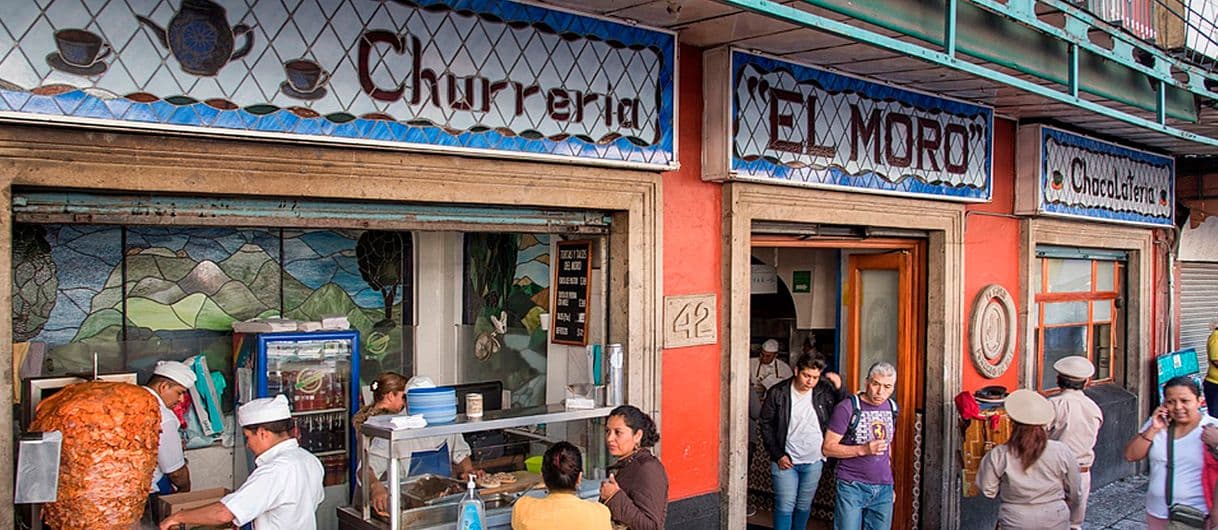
[1205,380,1218,418]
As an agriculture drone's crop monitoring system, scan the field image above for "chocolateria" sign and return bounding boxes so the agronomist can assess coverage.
[702,50,993,201]
[0,0,675,168]
[1016,125,1174,227]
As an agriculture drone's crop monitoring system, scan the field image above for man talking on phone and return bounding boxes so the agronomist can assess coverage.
[823,362,898,530]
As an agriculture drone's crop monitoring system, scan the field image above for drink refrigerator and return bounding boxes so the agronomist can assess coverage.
[233,330,360,530]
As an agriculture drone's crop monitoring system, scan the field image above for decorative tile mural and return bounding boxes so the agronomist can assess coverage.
[0,0,676,167]
[13,224,411,383]
[462,233,551,407]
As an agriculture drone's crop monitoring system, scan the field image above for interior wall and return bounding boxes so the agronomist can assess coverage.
[961,118,1021,393]
[750,247,837,332]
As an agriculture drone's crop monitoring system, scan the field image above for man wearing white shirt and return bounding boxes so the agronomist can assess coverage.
[751,339,794,392]
[159,395,324,530]
[144,361,196,494]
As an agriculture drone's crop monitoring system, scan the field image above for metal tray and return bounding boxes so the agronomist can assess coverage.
[400,474,466,508]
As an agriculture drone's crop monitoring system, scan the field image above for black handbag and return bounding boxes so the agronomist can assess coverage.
[1167,423,1208,529]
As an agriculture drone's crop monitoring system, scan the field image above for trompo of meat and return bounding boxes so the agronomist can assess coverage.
[30,381,160,530]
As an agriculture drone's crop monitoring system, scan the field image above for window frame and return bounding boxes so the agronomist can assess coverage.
[1034,257,1123,393]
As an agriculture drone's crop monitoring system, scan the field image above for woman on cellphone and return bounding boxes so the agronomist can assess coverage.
[1124,376,1218,529]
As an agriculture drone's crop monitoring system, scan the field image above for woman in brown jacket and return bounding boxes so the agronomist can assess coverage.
[599,405,668,530]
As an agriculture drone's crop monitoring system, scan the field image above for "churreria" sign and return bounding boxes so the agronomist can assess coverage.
[0,0,675,168]
[1016,125,1174,227]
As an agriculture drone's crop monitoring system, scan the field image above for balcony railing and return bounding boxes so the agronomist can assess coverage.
[1089,0,1157,40]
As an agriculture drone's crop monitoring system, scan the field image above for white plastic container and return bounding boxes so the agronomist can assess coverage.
[457,476,486,530]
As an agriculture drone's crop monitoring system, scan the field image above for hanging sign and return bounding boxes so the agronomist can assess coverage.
[751,264,777,295]
[703,49,993,202]
[0,0,676,168]
[1016,125,1175,227]
[552,240,592,346]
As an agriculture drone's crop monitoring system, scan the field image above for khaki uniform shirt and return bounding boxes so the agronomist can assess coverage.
[977,441,1081,510]
[1048,389,1103,467]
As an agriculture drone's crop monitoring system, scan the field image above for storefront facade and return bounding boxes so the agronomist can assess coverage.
[0,2,680,528]
[3,1,1218,529]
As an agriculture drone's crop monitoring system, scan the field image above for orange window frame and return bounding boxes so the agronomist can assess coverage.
[1035,258,1122,393]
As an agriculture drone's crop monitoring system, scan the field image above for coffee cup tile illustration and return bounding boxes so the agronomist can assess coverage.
[54,29,111,67]
[284,59,330,93]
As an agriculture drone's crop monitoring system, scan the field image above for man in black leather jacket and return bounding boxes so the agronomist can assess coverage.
[758,354,846,530]
[759,355,847,464]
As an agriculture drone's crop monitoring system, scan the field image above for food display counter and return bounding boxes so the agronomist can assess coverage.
[337,405,612,530]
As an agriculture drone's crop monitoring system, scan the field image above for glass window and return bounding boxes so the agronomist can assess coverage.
[1096,261,1115,291]
[1040,326,1088,390]
[1045,258,1092,293]
[1034,253,1122,392]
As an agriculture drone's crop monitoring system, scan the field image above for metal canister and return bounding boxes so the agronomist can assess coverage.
[606,343,625,406]
[466,392,483,419]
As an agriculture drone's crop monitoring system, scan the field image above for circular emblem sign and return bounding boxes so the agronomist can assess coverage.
[970,284,1017,379]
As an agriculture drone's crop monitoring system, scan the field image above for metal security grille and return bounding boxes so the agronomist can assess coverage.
[1180,261,1218,368]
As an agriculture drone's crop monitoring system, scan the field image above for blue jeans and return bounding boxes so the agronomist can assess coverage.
[833,480,894,530]
[771,460,824,530]
[1205,380,1218,418]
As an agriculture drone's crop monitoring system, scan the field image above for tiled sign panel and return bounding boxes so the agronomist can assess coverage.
[731,51,993,201]
[0,0,675,167]
[1037,126,1174,227]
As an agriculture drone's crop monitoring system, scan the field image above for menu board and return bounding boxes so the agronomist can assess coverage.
[552,240,593,346]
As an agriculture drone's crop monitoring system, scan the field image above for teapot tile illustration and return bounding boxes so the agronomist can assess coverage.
[136,0,254,77]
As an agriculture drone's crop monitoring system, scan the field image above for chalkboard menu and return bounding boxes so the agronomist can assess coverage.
[552,240,592,346]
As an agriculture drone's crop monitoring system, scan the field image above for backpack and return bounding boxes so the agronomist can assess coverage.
[846,393,898,442]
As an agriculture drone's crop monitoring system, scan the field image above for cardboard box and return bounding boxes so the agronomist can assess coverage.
[157,487,231,520]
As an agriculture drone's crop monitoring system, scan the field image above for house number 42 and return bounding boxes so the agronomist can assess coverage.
[663,294,717,348]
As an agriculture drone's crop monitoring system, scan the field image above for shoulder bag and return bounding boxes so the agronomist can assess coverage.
[1167,422,1208,529]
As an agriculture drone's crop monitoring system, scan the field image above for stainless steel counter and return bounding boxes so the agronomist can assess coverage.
[337,481,602,530]
[352,404,611,530]
[359,404,614,442]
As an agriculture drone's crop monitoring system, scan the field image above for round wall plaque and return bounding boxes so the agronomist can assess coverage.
[969,284,1017,379]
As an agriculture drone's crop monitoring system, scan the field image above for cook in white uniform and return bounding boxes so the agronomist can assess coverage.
[749,339,794,445]
[159,395,324,530]
[144,360,197,494]
[364,376,478,515]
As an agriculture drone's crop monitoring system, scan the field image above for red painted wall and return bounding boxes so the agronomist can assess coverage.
[659,45,722,500]
[961,118,1021,393]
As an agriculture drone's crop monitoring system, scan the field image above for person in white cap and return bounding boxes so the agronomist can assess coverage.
[977,389,1082,530]
[363,375,479,515]
[1047,356,1103,530]
[751,339,793,393]
[159,395,324,530]
[145,360,197,494]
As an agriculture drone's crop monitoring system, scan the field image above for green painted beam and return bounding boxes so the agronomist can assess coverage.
[721,0,1218,149]
[795,0,1198,122]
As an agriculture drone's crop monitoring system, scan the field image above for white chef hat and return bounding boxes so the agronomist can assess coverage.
[406,376,436,391]
[761,339,779,353]
[238,395,292,427]
[153,361,197,388]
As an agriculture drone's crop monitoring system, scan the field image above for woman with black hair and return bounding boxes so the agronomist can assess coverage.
[512,442,611,529]
[600,405,668,530]
[1125,375,1218,529]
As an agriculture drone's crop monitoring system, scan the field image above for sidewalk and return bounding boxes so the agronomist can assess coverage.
[1084,474,1149,529]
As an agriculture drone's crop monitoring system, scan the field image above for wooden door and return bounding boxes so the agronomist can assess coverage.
[845,249,923,529]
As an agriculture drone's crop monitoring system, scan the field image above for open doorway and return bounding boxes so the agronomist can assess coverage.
[745,237,925,530]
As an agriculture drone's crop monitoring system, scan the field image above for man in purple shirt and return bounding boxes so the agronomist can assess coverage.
[822,362,897,530]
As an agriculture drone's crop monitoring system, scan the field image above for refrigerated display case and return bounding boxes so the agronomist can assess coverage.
[233,330,360,530]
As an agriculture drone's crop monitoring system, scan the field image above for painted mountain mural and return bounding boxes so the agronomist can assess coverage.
[72,245,385,343]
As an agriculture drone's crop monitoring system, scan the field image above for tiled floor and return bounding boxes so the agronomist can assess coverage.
[744,474,1151,529]
[1083,474,1150,529]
